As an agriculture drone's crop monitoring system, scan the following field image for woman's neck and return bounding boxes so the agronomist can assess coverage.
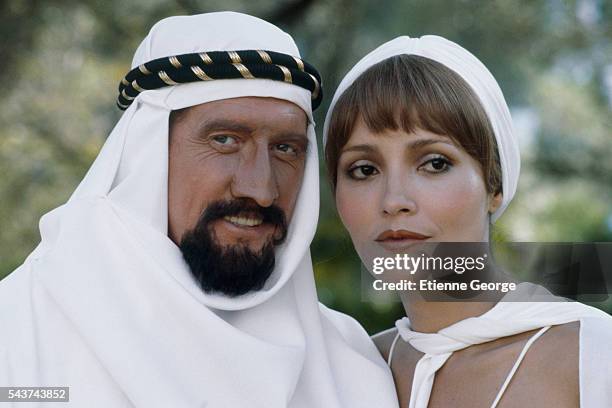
[399,293,498,333]
[399,264,513,333]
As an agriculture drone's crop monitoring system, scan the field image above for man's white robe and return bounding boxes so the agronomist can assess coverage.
[0,12,399,408]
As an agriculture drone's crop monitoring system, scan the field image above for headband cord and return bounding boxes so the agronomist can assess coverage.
[117,49,322,110]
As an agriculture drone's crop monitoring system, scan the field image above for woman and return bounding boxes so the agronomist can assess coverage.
[322,36,612,407]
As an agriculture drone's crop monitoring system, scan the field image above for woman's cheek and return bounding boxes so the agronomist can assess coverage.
[424,170,489,238]
[336,183,374,240]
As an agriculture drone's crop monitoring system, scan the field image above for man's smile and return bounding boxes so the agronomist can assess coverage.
[223,214,263,227]
[212,216,276,246]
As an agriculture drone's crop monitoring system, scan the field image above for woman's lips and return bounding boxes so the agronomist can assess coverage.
[375,229,431,251]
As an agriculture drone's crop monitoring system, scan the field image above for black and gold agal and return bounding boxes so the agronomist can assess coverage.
[117,50,322,110]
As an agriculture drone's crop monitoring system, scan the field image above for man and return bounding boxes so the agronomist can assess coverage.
[0,12,398,408]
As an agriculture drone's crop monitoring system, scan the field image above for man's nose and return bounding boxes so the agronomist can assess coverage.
[381,174,417,216]
[230,146,279,207]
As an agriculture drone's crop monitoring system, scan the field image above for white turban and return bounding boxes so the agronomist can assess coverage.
[323,35,521,222]
[0,12,399,408]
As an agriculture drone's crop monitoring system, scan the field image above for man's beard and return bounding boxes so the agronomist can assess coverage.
[179,199,288,297]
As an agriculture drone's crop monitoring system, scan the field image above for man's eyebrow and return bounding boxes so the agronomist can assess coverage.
[273,131,309,142]
[198,119,254,134]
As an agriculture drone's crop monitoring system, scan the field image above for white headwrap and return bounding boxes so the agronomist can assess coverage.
[0,12,399,408]
[322,35,521,222]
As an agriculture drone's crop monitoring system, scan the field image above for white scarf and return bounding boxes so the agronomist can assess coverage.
[0,12,398,408]
[395,283,611,407]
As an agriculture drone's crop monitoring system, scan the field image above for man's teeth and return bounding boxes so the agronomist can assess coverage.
[224,215,263,227]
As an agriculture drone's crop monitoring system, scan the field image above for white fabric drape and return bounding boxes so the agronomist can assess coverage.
[395,283,612,407]
[0,12,399,408]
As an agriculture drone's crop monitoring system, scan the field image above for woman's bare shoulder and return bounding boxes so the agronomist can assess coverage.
[530,321,579,365]
[371,327,399,361]
[521,321,580,396]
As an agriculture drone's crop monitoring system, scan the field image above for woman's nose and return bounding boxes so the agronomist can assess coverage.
[381,176,417,216]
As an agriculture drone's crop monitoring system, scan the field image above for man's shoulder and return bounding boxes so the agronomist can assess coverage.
[0,264,34,346]
[0,264,30,299]
[0,263,37,322]
[317,303,383,359]
[371,327,398,362]
[318,303,368,338]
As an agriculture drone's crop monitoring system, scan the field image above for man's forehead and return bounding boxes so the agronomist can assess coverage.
[187,97,308,133]
[191,96,306,114]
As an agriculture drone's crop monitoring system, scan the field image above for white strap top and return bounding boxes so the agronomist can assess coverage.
[387,325,551,408]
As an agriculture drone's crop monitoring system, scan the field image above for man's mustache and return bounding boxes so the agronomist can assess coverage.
[197,199,288,245]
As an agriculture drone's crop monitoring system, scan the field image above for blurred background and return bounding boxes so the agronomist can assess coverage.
[0,0,611,332]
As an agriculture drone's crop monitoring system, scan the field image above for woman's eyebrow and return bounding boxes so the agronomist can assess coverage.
[340,144,376,154]
[406,138,456,149]
[341,138,454,154]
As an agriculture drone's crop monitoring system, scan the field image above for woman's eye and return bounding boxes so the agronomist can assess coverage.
[211,134,237,145]
[420,156,452,173]
[348,165,379,180]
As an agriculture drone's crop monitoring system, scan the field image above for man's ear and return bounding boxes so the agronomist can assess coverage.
[488,191,503,214]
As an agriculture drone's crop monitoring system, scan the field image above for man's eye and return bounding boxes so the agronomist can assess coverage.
[275,143,298,155]
[348,165,379,180]
[212,135,237,145]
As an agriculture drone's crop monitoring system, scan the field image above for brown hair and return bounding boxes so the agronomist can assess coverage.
[325,54,501,195]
